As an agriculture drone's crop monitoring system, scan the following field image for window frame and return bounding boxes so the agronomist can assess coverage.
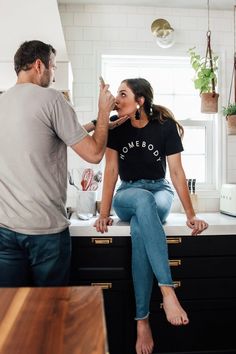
[101,53,219,193]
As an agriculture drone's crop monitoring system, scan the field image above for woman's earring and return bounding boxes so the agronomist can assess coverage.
[150,105,153,117]
[135,104,140,120]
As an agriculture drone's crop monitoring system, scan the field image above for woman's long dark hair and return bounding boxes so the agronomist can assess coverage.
[122,78,184,138]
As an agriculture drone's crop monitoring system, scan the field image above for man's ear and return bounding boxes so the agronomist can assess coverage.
[34,59,43,74]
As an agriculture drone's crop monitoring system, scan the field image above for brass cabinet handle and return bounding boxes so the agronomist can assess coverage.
[91,282,112,289]
[173,281,181,288]
[91,237,113,245]
[160,281,181,308]
[167,237,182,244]
[169,259,182,267]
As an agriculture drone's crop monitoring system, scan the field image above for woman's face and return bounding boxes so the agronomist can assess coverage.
[115,82,137,117]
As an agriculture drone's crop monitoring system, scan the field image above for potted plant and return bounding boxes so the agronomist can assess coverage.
[223,103,236,135]
[188,47,219,113]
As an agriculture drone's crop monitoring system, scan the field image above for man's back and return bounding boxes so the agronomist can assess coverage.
[0,83,86,234]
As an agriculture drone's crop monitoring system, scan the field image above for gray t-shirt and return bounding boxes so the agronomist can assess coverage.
[0,83,88,234]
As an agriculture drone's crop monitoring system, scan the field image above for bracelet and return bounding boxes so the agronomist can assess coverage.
[91,119,97,127]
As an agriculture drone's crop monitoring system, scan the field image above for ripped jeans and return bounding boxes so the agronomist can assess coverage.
[113,178,174,319]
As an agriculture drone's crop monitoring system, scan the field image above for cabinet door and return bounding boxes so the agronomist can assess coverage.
[70,280,135,354]
[70,236,131,281]
[152,277,236,301]
[167,235,236,257]
[70,237,135,354]
[169,256,236,278]
[150,299,236,353]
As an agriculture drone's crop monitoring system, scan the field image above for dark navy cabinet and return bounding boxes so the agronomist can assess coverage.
[70,234,236,354]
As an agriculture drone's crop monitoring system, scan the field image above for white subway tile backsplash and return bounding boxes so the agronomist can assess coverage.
[117,27,138,41]
[69,55,84,69]
[74,97,94,112]
[65,4,85,12]
[227,170,236,183]
[59,12,74,26]
[74,13,92,27]
[65,41,75,55]
[74,41,93,54]
[100,28,122,41]
[91,13,127,27]
[135,28,153,42]
[228,156,236,170]
[73,83,94,97]
[83,27,102,41]
[64,26,84,40]
[228,137,236,156]
[85,4,134,14]
[58,4,236,210]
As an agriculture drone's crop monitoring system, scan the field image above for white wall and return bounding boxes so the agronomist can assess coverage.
[0,0,70,90]
[58,3,236,211]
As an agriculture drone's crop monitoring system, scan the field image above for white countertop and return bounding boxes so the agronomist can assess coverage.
[69,212,236,237]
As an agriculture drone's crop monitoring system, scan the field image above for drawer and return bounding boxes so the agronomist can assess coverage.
[70,265,129,280]
[71,237,131,266]
[150,299,236,353]
[71,236,130,248]
[69,278,132,292]
[169,256,236,278]
[167,235,236,256]
[152,277,236,300]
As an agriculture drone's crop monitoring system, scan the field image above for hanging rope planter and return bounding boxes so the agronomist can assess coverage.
[223,6,236,135]
[200,1,219,113]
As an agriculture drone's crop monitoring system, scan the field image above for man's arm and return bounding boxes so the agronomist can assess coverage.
[71,84,115,163]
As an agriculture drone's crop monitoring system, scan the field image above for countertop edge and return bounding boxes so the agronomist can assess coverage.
[69,212,236,237]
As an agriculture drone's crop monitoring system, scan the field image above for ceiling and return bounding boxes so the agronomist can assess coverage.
[57,0,236,11]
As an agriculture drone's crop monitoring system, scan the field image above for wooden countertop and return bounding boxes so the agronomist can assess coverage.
[0,286,108,354]
[69,212,236,236]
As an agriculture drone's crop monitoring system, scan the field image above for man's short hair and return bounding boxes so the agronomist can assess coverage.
[14,40,56,75]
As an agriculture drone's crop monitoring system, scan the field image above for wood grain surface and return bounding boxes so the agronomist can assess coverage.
[0,286,108,354]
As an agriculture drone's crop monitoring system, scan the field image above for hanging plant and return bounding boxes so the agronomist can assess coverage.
[188,0,219,114]
[188,46,218,93]
[188,32,219,114]
[222,5,236,136]
[223,54,236,135]
[223,103,236,135]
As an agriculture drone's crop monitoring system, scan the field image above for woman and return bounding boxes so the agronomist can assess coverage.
[94,78,208,354]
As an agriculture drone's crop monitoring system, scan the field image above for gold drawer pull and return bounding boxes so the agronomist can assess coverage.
[91,237,113,245]
[169,259,182,267]
[167,237,182,244]
[173,281,181,288]
[91,282,112,289]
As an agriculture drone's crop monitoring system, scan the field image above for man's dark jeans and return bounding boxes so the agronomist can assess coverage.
[0,227,71,287]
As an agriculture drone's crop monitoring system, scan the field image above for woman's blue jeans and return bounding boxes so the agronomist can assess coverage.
[113,178,174,320]
[0,227,71,287]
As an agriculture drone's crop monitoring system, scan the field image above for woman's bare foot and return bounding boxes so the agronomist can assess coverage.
[136,318,154,354]
[161,286,189,326]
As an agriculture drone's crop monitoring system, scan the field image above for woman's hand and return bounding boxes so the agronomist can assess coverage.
[186,216,208,236]
[94,215,114,233]
[109,115,129,130]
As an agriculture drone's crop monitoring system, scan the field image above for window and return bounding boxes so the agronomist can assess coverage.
[102,55,217,190]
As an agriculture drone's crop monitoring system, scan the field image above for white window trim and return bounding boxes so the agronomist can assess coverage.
[94,45,226,199]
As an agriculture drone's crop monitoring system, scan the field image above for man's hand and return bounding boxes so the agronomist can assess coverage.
[98,84,115,116]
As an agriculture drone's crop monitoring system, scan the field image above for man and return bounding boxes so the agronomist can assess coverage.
[0,40,115,287]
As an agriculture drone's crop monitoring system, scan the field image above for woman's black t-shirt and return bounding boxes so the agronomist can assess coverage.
[107,118,183,181]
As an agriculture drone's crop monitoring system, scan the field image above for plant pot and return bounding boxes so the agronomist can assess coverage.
[226,115,236,135]
[201,92,219,113]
